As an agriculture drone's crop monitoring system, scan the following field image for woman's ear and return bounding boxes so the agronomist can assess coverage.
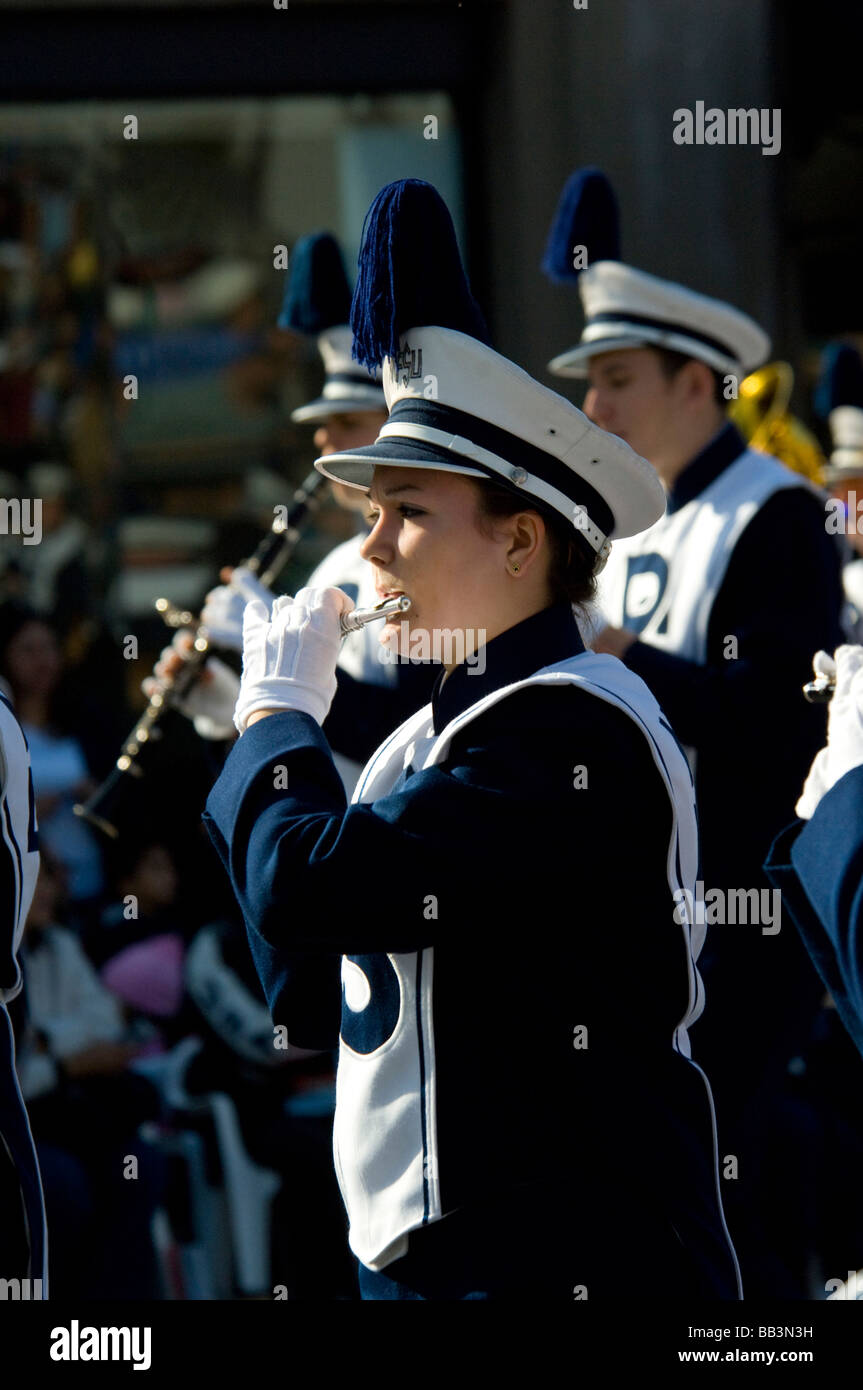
[507,511,545,573]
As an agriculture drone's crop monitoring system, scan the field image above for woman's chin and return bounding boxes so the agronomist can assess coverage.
[378,619,405,652]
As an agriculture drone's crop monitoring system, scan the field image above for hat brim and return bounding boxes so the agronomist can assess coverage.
[314,431,666,548]
[548,329,739,378]
[292,393,386,424]
[314,436,489,490]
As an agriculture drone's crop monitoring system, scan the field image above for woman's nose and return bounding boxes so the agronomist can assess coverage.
[359,516,390,565]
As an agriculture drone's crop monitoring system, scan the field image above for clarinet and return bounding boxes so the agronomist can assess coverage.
[74,469,327,838]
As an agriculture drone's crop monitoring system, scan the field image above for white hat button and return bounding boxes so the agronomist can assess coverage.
[510,467,528,485]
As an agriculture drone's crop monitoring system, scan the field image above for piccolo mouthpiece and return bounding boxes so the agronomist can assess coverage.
[340,594,411,635]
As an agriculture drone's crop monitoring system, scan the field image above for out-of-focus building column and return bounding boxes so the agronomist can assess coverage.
[473,0,781,389]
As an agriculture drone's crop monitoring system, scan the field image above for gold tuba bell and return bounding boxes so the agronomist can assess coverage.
[728,361,827,486]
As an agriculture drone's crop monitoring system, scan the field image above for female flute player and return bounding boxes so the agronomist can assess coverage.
[202,180,742,1300]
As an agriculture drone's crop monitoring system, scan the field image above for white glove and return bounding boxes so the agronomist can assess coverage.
[796,646,863,819]
[200,566,276,652]
[233,585,354,734]
[144,634,240,741]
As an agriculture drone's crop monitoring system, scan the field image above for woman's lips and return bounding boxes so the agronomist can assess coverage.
[376,590,410,625]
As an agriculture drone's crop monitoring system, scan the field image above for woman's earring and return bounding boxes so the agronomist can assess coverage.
[511,563,520,573]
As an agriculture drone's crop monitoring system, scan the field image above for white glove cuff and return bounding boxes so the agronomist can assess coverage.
[193,713,237,741]
[234,682,329,734]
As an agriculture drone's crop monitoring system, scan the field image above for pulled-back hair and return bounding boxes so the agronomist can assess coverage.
[469,479,597,610]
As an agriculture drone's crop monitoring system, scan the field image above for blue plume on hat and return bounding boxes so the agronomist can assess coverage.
[350,179,489,370]
[278,232,353,333]
[541,167,620,284]
[814,341,863,418]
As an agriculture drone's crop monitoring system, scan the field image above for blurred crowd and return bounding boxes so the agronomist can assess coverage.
[0,163,359,1301]
[0,585,356,1299]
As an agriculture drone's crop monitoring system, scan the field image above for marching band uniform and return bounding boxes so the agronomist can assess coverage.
[0,692,44,1293]
[548,256,843,899]
[202,181,742,1299]
[765,646,863,1065]
[544,184,845,1294]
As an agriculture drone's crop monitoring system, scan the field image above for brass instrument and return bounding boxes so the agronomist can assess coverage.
[74,468,327,838]
[728,362,827,486]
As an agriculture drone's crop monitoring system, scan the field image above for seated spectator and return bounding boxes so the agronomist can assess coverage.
[86,839,197,1056]
[13,851,165,1298]
[17,462,95,637]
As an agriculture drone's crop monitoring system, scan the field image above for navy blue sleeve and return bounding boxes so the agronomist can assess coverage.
[764,764,863,1060]
[623,487,844,747]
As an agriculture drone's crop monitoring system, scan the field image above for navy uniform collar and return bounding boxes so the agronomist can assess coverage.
[431,601,585,733]
[667,421,748,514]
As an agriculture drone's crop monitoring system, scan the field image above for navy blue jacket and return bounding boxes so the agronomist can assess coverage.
[623,424,844,889]
[203,601,740,1296]
[621,426,845,1145]
[765,765,863,1061]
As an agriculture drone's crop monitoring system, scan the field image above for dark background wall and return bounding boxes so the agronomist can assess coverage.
[2,0,863,410]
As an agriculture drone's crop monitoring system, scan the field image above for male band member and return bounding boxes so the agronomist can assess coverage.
[0,692,43,1294]
[543,168,844,1295]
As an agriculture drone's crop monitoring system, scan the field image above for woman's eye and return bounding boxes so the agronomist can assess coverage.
[364,506,423,525]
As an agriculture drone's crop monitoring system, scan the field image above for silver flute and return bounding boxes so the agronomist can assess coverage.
[340,594,411,635]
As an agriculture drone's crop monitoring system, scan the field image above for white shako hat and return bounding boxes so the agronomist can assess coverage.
[277,231,385,424]
[315,324,665,568]
[549,260,771,379]
[541,167,769,379]
[816,343,863,482]
[315,179,665,572]
[291,325,385,424]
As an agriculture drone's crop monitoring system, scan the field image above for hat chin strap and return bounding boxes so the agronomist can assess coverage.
[376,419,611,570]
